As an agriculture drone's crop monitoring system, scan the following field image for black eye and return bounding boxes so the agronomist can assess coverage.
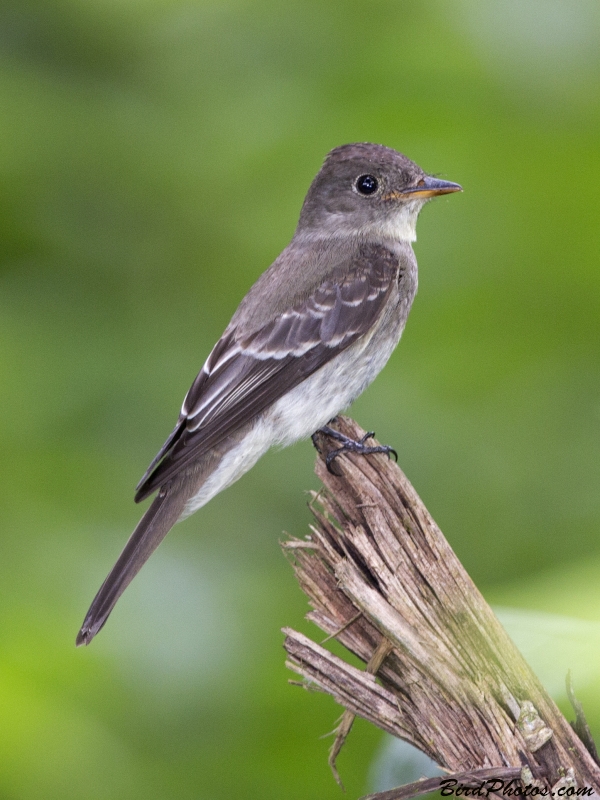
[355,174,379,195]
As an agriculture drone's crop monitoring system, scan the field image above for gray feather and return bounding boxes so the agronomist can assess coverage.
[76,483,189,646]
[134,243,399,501]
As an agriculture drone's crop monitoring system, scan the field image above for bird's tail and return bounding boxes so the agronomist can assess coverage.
[76,486,187,647]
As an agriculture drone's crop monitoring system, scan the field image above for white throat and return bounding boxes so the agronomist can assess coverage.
[365,199,424,243]
[295,199,426,246]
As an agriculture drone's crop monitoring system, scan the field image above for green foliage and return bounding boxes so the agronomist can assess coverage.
[0,1,599,796]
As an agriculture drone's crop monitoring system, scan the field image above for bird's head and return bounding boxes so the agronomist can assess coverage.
[297,143,461,243]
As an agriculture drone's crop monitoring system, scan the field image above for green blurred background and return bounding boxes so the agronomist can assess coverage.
[1,0,599,797]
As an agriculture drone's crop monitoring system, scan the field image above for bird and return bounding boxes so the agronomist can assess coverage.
[76,143,461,646]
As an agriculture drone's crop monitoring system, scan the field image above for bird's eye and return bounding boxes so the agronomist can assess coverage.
[355,174,379,195]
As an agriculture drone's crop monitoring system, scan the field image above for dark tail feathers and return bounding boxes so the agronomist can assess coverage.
[76,486,186,646]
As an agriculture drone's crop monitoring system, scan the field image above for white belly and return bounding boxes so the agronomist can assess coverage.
[266,328,398,445]
[179,309,405,520]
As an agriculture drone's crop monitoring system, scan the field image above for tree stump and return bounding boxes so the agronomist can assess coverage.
[282,416,600,799]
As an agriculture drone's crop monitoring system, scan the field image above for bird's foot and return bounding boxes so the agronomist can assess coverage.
[312,425,397,475]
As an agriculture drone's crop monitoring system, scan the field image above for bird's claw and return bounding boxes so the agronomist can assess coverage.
[314,427,398,475]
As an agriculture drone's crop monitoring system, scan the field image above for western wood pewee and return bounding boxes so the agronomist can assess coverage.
[77,143,461,645]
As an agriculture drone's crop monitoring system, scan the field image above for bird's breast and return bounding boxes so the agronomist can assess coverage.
[265,279,413,448]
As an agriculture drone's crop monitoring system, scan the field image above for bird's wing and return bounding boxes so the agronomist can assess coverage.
[134,244,398,501]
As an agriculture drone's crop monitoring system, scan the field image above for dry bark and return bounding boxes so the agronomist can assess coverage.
[282,416,600,798]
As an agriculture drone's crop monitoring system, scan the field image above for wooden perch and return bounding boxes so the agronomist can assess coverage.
[281,416,600,798]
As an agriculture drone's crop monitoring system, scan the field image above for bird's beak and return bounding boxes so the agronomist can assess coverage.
[401,176,462,198]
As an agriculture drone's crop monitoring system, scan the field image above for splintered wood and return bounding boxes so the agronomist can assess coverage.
[281,416,600,796]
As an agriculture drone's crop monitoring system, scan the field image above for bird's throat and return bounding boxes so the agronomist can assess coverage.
[371,200,423,244]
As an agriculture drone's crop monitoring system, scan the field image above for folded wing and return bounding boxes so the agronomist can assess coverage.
[135,244,398,501]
